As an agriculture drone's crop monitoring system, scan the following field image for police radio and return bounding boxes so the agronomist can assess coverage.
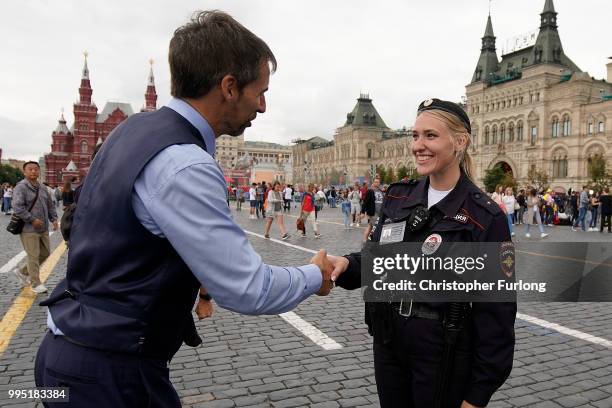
[408,206,430,232]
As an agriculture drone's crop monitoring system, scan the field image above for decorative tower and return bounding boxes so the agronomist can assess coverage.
[142,59,158,112]
[73,51,98,173]
[471,14,499,83]
[532,0,581,70]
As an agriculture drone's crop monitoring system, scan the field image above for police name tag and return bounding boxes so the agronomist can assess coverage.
[380,221,406,244]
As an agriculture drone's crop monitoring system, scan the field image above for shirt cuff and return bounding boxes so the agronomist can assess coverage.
[300,263,322,296]
[464,385,495,407]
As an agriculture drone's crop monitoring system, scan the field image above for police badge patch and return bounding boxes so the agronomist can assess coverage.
[499,242,515,279]
[422,233,442,255]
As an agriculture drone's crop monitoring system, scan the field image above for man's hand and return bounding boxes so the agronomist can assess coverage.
[461,401,482,408]
[310,249,333,296]
[52,220,59,231]
[195,298,214,320]
[328,255,349,284]
[31,219,44,229]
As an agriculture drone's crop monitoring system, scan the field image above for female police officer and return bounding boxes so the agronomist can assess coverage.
[329,99,516,408]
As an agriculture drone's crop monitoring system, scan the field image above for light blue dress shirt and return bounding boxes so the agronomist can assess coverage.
[48,98,321,334]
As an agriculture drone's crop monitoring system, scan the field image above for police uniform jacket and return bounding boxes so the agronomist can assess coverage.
[336,172,517,406]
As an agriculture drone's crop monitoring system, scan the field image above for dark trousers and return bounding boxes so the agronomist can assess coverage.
[601,214,612,232]
[373,313,472,408]
[35,332,180,408]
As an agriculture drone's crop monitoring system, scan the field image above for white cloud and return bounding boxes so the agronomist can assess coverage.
[0,0,610,160]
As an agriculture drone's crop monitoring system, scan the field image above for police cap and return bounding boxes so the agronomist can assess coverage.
[417,98,471,134]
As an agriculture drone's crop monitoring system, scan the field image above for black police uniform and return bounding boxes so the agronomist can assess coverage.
[335,172,517,407]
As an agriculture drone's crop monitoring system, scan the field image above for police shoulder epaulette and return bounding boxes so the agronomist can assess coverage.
[387,179,418,193]
[470,190,503,216]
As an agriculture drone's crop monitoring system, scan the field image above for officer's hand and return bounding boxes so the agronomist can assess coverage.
[461,401,482,408]
[328,255,349,283]
[311,249,333,296]
[31,219,44,229]
[196,298,214,320]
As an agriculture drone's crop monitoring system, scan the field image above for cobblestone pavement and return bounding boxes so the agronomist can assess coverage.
[0,205,611,407]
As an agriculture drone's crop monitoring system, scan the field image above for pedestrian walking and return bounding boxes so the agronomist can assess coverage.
[502,187,516,236]
[599,187,611,233]
[235,186,243,211]
[340,189,351,228]
[525,188,548,238]
[263,181,289,239]
[572,186,589,231]
[3,183,13,214]
[11,161,58,293]
[589,191,600,231]
[298,183,321,238]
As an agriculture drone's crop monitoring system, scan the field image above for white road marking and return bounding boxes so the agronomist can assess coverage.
[517,312,612,349]
[243,227,612,349]
[279,311,343,350]
[1,231,56,274]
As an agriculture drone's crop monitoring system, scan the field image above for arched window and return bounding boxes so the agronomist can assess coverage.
[588,122,593,134]
[551,116,559,138]
[552,152,568,178]
[81,140,88,153]
[492,125,498,144]
[562,114,571,136]
[500,124,506,144]
[484,126,490,145]
[530,126,538,145]
[508,122,515,142]
[517,121,524,141]
[599,121,605,133]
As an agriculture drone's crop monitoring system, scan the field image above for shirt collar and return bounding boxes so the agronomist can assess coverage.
[402,172,469,218]
[166,97,216,157]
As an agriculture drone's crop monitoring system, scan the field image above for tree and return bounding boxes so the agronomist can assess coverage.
[587,154,611,191]
[0,164,24,186]
[376,165,387,183]
[397,165,408,180]
[385,168,396,184]
[329,169,341,186]
[527,166,549,192]
[483,164,506,193]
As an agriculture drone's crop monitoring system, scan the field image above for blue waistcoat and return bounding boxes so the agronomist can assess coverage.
[42,107,207,360]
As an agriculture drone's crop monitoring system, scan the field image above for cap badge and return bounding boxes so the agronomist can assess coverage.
[423,99,434,107]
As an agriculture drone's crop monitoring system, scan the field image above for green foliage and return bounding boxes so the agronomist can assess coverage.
[0,164,23,186]
[385,168,396,184]
[483,164,506,193]
[396,166,408,180]
[587,154,611,192]
[376,165,387,183]
[527,166,549,192]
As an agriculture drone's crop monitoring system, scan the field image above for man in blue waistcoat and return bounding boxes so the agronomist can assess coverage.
[35,10,334,407]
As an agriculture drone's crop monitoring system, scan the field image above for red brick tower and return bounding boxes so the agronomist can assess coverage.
[142,59,157,112]
[73,51,98,173]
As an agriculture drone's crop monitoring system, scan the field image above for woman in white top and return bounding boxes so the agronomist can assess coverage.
[525,188,548,239]
[491,184,504,209]
[264,181,289,239]
[502,187,516,236]
[3,185,13,214]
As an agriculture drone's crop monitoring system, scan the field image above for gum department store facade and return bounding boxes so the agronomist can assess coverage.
[292,0,612,192]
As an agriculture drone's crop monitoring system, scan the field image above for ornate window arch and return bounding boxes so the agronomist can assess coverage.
[517,120,524,141]
[551,116,559,138]
[80,140,88,153]
[500,124,506,144]
[508,122,515,142]
[551,148,568,178]
[562,114,571,136]
[484,126,490,145]
[491,125,498,144]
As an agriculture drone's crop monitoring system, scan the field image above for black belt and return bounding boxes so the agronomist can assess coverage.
[390,301,443,321]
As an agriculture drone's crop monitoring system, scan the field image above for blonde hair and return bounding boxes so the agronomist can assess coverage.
[418,109,475,181]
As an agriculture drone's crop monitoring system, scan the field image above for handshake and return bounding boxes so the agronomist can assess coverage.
[310,249,350,296]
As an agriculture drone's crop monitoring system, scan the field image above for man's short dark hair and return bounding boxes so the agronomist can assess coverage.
[169,10,277,99]
[23,161,39,170]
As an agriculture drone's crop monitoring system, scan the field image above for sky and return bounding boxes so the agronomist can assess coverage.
[1,0,610,161]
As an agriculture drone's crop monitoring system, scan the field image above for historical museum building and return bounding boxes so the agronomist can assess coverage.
[466,0,612,191]
[44,55,157,185]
